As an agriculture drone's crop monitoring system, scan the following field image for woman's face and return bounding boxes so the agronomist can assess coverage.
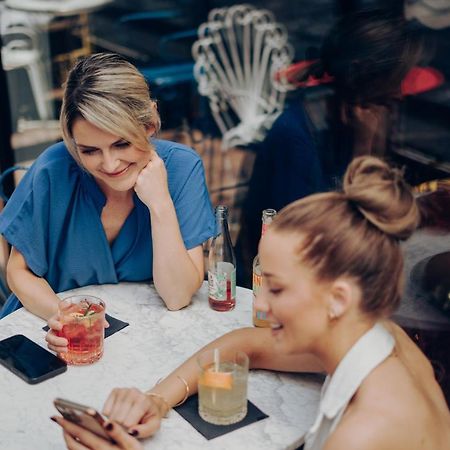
[255,229,331,355]
[72,118,152,194]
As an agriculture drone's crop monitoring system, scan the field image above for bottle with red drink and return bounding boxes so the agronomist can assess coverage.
[208,205,236,311]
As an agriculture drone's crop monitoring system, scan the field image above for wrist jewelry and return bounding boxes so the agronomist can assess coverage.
[173,375,190,407]
[145,392,170,418]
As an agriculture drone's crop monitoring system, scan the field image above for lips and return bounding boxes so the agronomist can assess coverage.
[270,322,283,334]
[102,164,132,177]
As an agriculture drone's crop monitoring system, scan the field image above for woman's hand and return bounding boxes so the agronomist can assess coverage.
[52,416,142,450]
[102,388,165,438]
[45,313,109,355]
[45,313,68,354]
[134,149,170,209]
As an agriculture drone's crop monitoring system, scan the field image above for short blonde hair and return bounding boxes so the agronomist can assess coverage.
[273,156,419,318]
[60,53,161,164]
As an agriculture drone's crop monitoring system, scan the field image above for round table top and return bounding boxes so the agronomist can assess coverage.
[0,281,322,450]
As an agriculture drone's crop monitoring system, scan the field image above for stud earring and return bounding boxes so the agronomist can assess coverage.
[328,309,337,320]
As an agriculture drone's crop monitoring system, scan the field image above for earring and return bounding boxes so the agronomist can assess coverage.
[328,309,337,320]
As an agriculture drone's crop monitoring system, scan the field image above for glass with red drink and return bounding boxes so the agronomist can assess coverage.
[57,295,105,365]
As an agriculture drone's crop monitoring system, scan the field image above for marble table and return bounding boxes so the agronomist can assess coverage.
[0,282,322,450]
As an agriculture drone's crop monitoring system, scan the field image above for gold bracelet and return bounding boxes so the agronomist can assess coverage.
[145,392,170,418]
[174,375,190,407]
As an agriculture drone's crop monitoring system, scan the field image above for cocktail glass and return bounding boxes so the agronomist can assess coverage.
[57,295,105,365]
[197,349,249,425]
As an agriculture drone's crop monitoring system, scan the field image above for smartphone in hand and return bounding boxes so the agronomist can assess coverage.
[54,398,114,442]
[0,334,67,384]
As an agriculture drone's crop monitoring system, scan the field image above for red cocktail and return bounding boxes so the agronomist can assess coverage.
[57,295,105,365]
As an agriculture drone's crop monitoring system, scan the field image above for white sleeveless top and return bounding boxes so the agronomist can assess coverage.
[304,323,395,450]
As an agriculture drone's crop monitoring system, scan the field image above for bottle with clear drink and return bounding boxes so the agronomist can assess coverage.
[208,205,236,311]
[253,208,277,326]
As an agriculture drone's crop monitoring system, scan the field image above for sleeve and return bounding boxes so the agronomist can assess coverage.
[0,163,50,277]
[265,105,326,210]
[167,149,216,249]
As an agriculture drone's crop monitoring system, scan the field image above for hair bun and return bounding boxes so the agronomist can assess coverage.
[343,156,419,240]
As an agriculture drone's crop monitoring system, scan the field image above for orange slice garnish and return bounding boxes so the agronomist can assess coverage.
[199,369,233,390]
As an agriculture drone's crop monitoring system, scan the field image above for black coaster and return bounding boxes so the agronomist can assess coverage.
[174,394,268,440]
[42,314,129,338]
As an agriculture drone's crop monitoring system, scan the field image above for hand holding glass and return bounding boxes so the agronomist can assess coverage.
[57,295,105,365]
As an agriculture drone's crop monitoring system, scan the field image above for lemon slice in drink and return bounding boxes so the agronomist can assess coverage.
[199,369,233,390]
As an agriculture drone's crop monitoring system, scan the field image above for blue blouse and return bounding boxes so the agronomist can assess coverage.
[0,139,216,317]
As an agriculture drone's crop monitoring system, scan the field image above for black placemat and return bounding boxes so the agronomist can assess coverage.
[42,314,129,338]
[174,394,268,440]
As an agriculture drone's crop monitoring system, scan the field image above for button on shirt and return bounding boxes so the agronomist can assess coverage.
[304,323,395,450]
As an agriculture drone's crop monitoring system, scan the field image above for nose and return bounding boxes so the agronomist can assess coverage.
[101,150,121,173]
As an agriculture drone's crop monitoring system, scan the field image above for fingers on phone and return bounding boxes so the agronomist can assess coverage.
[129,416,161,439]
[103,421,142,449]
[107,388,141,425]
[58,417,112,450]
[63,431,89,450]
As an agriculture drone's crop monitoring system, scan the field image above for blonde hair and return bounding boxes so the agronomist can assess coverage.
[273,156,419,317]
[60,53,161,164]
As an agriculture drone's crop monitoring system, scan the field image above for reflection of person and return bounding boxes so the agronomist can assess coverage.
[0,53,216,321]
[237,8,422,286]
[53,156,450,449]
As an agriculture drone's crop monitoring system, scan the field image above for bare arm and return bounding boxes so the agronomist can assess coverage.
[150,327,323,406]
[6,247,60,319]
[148,200,204,310]
[134,151,204,311]
[102,327,323,437]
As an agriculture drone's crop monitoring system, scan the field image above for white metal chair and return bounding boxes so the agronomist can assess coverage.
[1,23,52,121]
[192,4,294,150]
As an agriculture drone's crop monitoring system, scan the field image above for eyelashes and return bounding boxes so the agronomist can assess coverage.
[78,141,131,155]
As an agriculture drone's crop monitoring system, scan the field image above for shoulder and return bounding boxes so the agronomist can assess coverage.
[270,101,309,134]
[325,351,442,450]
[153,138,201,167]
[323,410,399,450]
[29,141,78,178]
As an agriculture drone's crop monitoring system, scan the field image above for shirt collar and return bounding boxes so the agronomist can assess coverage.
[319,322,395,419]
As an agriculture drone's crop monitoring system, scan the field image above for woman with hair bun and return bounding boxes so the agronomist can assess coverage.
[0,53,216,331]
[54,156,450,450]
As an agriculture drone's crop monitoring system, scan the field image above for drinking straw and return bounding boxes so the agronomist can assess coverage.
[214,348,220,372]
[212,348,220,405]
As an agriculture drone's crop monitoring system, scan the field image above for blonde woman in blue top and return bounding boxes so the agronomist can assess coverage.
[0,54,216,329]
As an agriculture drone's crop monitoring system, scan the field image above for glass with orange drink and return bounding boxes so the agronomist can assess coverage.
[197,349,249,425]
[57,295,105,365]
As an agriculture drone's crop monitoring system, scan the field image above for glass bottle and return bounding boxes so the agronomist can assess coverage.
[208,205,236,311]
[252,208,277,327]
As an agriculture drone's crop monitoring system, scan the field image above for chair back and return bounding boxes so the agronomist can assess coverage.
[192,4,294,149]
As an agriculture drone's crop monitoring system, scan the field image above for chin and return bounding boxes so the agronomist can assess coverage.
[100,174,137,192]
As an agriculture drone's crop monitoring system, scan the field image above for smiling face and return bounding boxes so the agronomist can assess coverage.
[72,118,152,195]
[255,229,332,355]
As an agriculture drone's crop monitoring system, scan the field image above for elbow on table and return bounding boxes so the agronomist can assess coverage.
[155,274,203,311]
[164,294,192,311]
[156,284,196,310]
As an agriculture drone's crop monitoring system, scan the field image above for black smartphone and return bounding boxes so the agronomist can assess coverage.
[0,334,67,384]
[54,398,114,442]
